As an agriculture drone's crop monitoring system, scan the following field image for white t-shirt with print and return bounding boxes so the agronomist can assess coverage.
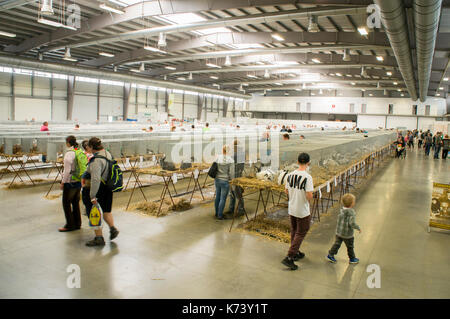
[285,169,314,218]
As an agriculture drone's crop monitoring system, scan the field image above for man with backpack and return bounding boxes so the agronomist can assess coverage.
[84,137,122,247]
[59,136,87,232]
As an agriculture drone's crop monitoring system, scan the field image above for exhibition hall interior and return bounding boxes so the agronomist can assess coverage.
[0,0,449,300]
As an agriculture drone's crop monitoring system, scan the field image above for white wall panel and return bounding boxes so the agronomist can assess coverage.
[99,97,122,118]
[52,100,67,121]
[357,115,386,129]
[0,96,10,120]
[386,116,417,129]
[73,95,97,122]
[15,98,51,121]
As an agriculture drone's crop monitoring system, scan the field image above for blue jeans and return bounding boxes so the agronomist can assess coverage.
[434,145,441,159]
[425,144,431,156]
[229,186,244,213]
[214,179,230,218]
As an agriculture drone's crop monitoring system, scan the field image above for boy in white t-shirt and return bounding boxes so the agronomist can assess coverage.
[281,153,314,271]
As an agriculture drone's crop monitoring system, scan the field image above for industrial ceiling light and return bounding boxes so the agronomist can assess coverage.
[37,17,63,28]
[319,89,323,94]
[274,82,283,86]
[188,72,193,80]
[38,52,43,61]
[361,89,365,92]
[376,55,384,61]
[439,87,444,90]
[99,3,125,15]
[247,73,257,79]
[308,16,320,32]
[351,82,356,85]
[311,58,321,63]
[224,55,231,66]
[40,0,54,15]
[393,81,398,85]
[358,27,368,36]
[144,45,167,54]
[436,93,440,96]
[386,71,392,76]
[377,82,380,89]
[177,77,186,81]
[335,72,342,76]
[302,83,306,89]
[0,31,16,38]
[271,34,284,41]
[63,47,77,62]
[139,63,145,72]
[383,89,387,95]
[130,68,140,73]
[99,52,115,57]
[369,93,373,96]
[444,77,449,81]
[165,66,176,70]
[400,93,404,97]
[284,92,289,96]
[342,49,351,62]
[361,66,367,77]
[210,75,219,80]
[295,88,301,91]
[158,32,167,47]
[206,62,221,68]
[264,69,270,78]
[397,89,401,92]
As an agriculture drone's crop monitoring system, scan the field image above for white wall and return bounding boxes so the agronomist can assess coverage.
[249,96,446,116]
[15,98,51,121]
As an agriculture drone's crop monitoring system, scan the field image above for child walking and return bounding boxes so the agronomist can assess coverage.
[327,193,361,264]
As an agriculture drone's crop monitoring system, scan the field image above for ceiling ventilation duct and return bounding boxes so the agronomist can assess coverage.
[414,0,442,102]
[374,0,418,101]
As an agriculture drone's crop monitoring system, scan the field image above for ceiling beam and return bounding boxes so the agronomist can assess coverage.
[40,6,367,52]
[0,0,36,12]
[131,52,398,77]
[82,31,389,67]
[122,44,391,66]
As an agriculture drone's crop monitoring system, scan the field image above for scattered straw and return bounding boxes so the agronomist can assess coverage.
[44,193,62,200]
[240,214,291,243]
[130,201,169,217]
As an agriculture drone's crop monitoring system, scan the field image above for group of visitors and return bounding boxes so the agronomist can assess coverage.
[59,135,119,247]
[400,129,449,159]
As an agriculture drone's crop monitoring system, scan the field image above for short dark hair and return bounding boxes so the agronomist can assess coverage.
[283,133,290,139]
[298,152,310,164]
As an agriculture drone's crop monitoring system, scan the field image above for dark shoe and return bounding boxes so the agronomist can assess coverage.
[110,227,119,240]
[86,237,105,247]
[281,257,298,270]
[58,227,77,232]
[293,251,305,261]
[216,216,225,220]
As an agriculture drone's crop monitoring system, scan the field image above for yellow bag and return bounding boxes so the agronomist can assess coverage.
[89,203,103,228]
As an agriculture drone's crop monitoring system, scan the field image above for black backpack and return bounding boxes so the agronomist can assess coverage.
[208,162,218,178]
[92,154,123,192]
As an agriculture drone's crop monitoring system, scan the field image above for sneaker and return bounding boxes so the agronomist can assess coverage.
[110,227,119,240]
[281,257,298,270]
[293,251,305,261]
[327,255,337,263]
[86,237,105,247]
[349,257,359,264]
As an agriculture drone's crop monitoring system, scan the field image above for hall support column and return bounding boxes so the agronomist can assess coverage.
[197,93,204,120]
[123,83,131,121]
[66,75,75,121]
[223,97,229,118]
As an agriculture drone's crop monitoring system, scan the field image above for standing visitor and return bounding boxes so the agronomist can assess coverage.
[81,140,94,217]
[214,146,234,220]
[227,140,245,217]
[327,193,361,264]
[434,132,443,159]
[203,123,210,132]
[442,135,449,159]
[418,131,424,148]
[424,133,433,156]
[84,137,119,247]
[59,136,86,232]
[40,121,49,162]
[281,153,314,271]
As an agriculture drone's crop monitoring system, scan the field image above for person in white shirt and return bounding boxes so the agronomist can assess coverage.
[281,153,314,270]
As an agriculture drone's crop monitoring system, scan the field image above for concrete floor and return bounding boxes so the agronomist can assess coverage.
[0,148,449,299]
